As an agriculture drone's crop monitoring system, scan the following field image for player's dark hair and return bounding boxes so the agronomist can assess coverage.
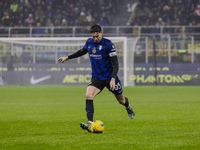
[90,24,102,33]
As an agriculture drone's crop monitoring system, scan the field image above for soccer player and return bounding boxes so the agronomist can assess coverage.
[57,24,135,132]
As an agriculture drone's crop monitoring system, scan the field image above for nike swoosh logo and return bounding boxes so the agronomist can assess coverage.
[30,75,51,85]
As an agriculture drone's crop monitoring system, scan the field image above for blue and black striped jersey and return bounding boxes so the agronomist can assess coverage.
[83,37,118,80]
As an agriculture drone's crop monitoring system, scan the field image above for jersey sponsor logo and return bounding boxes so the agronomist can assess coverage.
[109,52,117,57]
[30,75,51,85]
[89,54,102,59]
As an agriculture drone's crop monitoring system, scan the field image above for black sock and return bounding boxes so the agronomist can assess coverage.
[124,97,129,108]
[85,99,94,122]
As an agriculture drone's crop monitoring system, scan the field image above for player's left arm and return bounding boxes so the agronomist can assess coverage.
[110,56,119,91]
[110,56,119,79]
[109,44,119,91]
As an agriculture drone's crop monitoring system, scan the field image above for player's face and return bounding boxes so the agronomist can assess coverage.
[91,32,103,43]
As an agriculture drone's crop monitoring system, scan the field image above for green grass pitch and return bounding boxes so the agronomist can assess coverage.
[0,86,200,150]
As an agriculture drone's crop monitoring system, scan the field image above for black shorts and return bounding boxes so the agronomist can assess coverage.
[88,77,123,95]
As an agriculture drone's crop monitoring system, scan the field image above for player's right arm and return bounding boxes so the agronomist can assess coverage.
[58,39,89,63]
[57,48,87,63]
[57,56,69,63]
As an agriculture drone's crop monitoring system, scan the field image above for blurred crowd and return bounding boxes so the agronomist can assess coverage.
[1,0,200,37]
[0,0,117,27]
[124,0,200,38]
[130,0,200,26]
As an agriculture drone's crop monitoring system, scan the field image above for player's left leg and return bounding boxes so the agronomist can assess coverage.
[108,77,135,119]
[114,94,135,119]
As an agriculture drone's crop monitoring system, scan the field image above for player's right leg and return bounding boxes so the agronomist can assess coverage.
[80,83,102,132]
[85,85,101,122]
[80,121,93,133]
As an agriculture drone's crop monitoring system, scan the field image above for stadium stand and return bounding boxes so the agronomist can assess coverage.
[0,0,120,27]
[0,0,200,38]
[1,0,200,28]
[126,0,200,39]
[1,0,200,86]
[129,0,200,26]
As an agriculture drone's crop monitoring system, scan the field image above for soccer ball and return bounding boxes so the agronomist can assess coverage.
[90,120,105,133]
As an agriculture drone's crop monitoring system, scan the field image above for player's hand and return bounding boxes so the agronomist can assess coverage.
[110,78,116,91]
[57,57,69,63]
